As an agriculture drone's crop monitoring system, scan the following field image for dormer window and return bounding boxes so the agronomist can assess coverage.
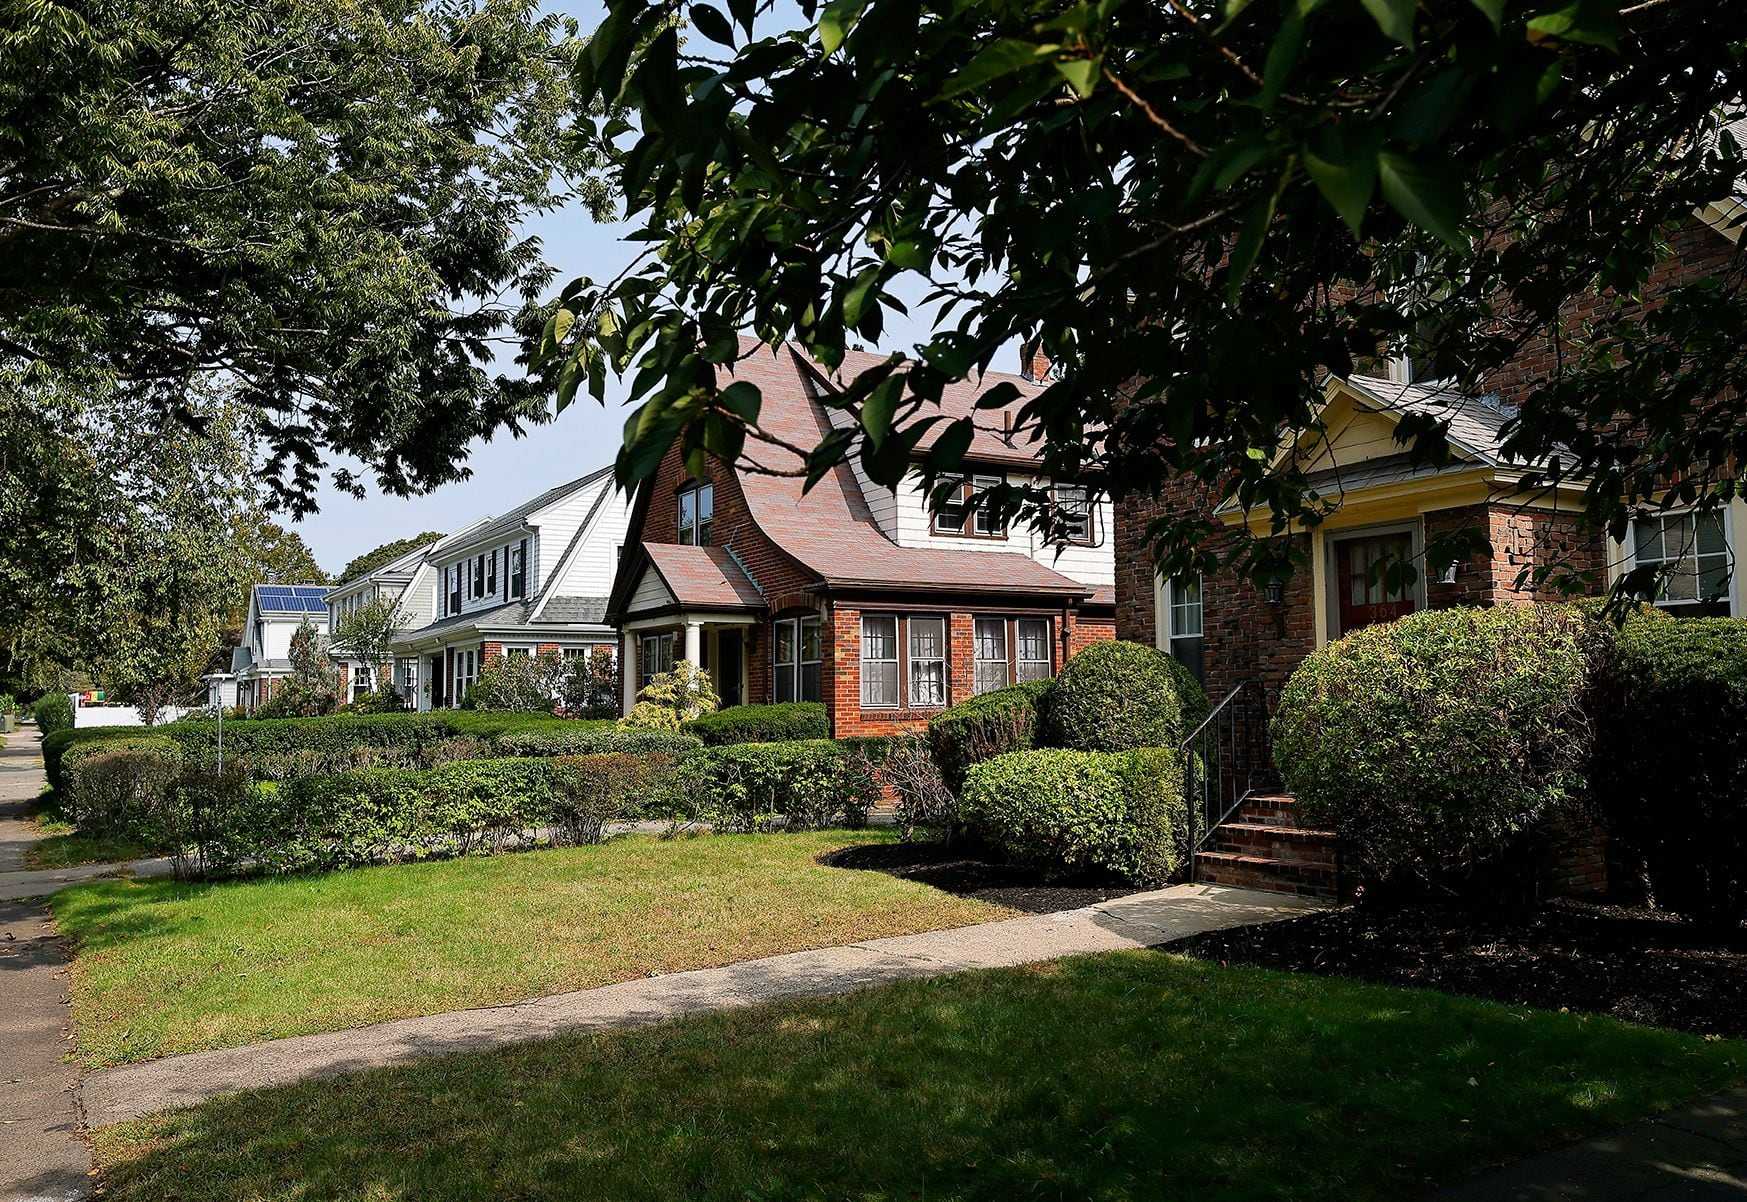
[678,483,714,546]
[934,474,1008,538]
[1053,483,1095,546]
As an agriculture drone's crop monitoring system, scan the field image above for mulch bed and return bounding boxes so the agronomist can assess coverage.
[1171,898,1747,1038]
[822,842,1143,914]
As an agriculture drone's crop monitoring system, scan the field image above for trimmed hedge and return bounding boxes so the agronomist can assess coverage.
[927,680,1049,795]
[669,739,881,832]
[43,712,653,791]
[61,736,183,838]
[685,702,828,745]
[1272,605,1598,891]
[34,693,74,736]
[1040,640,1201,752]
[1592,612,1747,928]
[962,747,1186,884]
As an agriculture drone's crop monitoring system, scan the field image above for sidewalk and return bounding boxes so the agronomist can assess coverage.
[0,730,89,1202]
[82,882,1319,1126]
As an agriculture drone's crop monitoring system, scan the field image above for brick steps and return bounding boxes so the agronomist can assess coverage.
[1193,793,1342,900]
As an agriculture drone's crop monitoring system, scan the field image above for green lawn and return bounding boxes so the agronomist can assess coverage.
[93,950,1745,1201]
[54,830,1008,1067]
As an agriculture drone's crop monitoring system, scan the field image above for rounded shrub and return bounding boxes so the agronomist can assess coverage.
[33,692,74,736]
[1272,604,1599,891]
[1039,640,1201,752]
[961,746,1186,884]
[1592,611,1747,928]
[926,680,1049,794]
[686,702,828,745]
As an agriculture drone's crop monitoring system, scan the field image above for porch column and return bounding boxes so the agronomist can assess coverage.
[684,619,702,666]
[620,630,637,715]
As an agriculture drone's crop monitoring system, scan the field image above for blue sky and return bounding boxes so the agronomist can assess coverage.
[290,0,959,574]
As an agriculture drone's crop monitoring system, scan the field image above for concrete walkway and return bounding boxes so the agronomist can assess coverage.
[0,730,90,1202]
[1432,1086,1747,1200]
[81,882,1319,1126]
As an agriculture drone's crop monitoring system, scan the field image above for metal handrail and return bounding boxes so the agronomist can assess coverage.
[1178,678,1275,855]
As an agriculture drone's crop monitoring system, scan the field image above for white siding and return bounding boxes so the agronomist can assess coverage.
[526,477,609,594]
[890,475,1115,589]
[627,565,675,614]
[548,481,633,598]
[397,562,438,627]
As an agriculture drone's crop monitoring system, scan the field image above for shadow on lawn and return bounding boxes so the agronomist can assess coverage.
[93,949,1745,1202]
[821,840,1144,913]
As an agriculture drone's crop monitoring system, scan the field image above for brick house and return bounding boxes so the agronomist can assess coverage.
[1114,203,1747,896]
[392,468,633,709]
[1118,205,1746,708]
[605,339,1117,734]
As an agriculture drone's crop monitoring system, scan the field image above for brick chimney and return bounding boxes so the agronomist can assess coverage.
[1019,339,1052,383]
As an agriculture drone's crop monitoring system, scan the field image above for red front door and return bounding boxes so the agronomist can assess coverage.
[1335,532,1418,635]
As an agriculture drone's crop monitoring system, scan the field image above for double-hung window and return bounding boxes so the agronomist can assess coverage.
[972,475,1007,537]
[447,566,461,615]
[486,549,497,597]
[677,483,715,546]
[860,616,900,707]
[1630,511,1733,616]
[772,615,822,702]
[1016,619,1052,682]
[933,478,973,534]
[509,538,528,599]
[1053,483,1095,545]
[454,648,478,701]
[1165,574,1205,682]
[639,632,675,689]
[908,616,947,707]
[472,554,486,599]
[974,618,1009,693]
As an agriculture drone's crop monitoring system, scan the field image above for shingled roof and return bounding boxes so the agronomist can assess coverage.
[642,544,765,610]
[715,341,1092,599]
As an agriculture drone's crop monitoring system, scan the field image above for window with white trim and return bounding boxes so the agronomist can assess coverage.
[772,615,821,702]
[509,539,528,599]
[933,477,973,533]
[453,648,478,702]
[1166,574,1205,682]
[1630,511,1733,616]
[908,616,947,707]
[677,483,715,546]
[972,474,1007,536]
[398,658,418,697]
[486,549,497,598]
[1016,618,1052,682]
[861,615,900,707]
[447,566,461,615]
[974,618,1009,694]
[472,554,486,599]
[639,632,676,689]
[1052,483,1095,546]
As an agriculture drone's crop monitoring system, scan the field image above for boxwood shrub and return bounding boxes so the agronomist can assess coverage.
[927,680,1049,795]
[961,747,1186,884]
[668,739,881,832]
[1039,640,1204,752]
[1272,604,1598,891]
[33,692,74,736]
[685,702,828,745]
[60,736,183,838]
[1591,612,1747,928]
[488,726,702,758]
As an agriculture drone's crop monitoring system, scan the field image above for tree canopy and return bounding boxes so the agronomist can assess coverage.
[2,0,611,514]
[338,533,447,585]
[551,0,1747,592]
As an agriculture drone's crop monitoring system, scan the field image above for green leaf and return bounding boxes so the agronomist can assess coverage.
[1053,54,1102,99]
[1359,0,1416,47]
[1261,10,1304,110]
[1225,191,1277,304]
[717,381,761,423]
[842,265,882,328]
[1525,0,1619,50]
[1304,136,1376,235]
[939,39,1056,99]
[885,240,930,270]
[924,418,976,473]
[974,381,1023,410]
[818,0,866,54]
[860,374,905,448]
[1378,151,1466,248]
[689,4,736,47]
